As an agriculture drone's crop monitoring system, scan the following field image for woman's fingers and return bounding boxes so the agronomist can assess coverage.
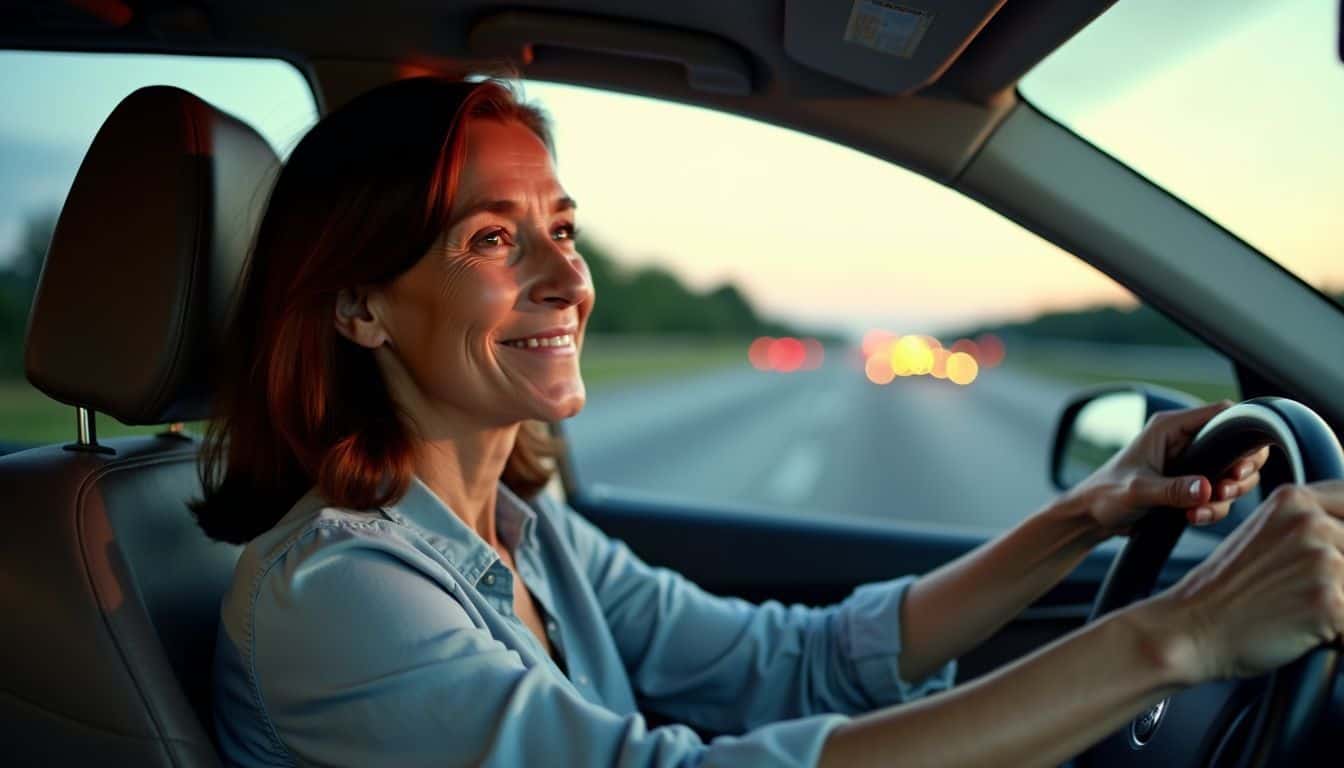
[1313,480,1344,521]
[1160,400,1234,454]
[1186,497,1235,526]
[1131,473,1210,510]
[1214,471,1261,502]
[1245,445,1271,473]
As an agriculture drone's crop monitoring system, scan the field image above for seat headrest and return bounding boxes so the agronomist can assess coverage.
[24,85,281,425]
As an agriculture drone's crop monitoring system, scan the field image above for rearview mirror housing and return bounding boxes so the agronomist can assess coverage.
[1050,384,1203,490]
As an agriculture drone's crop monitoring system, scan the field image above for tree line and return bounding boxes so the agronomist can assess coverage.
[954,292,1344,349]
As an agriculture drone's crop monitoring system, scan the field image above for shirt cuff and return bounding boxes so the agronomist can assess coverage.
[835,575,957,706]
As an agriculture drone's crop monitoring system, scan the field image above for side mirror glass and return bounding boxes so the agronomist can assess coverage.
[1051,385,1202,490]
[1056,391,1145,489]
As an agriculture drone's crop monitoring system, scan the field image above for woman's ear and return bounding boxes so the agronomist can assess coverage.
[334,287,391,349]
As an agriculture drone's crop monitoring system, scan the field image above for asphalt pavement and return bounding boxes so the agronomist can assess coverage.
[564,356,1079,534]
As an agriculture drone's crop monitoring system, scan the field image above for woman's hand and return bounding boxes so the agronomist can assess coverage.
[1071,401,1270,537]
[1145,481,1344,682]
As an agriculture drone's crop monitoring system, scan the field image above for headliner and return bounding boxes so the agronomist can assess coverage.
[1,0,1116,181]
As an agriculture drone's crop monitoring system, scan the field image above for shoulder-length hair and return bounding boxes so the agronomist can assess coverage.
[193,77,557,544]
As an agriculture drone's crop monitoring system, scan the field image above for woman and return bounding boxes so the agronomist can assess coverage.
[196,77,1344,767]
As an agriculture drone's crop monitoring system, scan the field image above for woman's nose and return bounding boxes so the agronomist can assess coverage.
[525,239,592,309]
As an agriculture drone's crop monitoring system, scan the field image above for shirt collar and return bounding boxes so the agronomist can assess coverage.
[380,475,538,586]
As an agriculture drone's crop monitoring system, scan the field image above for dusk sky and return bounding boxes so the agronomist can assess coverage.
[2,0,1338,336]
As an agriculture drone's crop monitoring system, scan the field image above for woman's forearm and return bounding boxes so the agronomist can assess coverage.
[898,489,1108,681]
[821,597,1195,768]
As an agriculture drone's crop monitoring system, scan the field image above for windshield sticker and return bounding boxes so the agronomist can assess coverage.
[843,0,933,59]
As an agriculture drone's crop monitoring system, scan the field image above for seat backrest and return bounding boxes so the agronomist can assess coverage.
[0,86,279,766]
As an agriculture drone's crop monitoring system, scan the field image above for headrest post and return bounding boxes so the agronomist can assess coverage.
[65,407,114,455]
[75,407,97,447]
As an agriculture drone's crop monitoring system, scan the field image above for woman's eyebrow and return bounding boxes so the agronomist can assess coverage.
[449,195,578,225]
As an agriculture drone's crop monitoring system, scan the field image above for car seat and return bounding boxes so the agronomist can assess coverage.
[0,85,280,766]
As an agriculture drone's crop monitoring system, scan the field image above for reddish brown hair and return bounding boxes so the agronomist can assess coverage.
[193,78,557,544]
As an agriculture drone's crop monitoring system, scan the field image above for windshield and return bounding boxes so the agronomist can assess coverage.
[1020,0,1344,307]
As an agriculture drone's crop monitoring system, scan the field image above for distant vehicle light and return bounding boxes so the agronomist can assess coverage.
[748,337,774,370]
[950,338,980,361]
[931,347,950,379]
[946,352,979,385]
[890,335,934,376]
[976,333,1006,367]
[768,337,806,372]
[864,352,896,385]
[861,329,896,358]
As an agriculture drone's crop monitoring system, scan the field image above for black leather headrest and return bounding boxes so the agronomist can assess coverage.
[25,86,280,425]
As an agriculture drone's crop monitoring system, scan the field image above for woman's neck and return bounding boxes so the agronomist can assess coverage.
[374,347,521,547]
[412,424,518,547]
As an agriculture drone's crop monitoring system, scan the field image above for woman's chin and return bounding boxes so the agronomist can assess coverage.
[529,382,586,422]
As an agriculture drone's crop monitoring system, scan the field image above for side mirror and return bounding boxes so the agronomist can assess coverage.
[1051,384,1203,490]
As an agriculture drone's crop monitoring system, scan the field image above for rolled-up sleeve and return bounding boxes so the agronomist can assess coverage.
[238,521,846,768]
[834,578,958,706]
[554,505,956,733]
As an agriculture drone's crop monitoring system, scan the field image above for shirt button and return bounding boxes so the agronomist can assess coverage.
[484,573,496,586]
[546,620,558,634]
[577,675,590,686]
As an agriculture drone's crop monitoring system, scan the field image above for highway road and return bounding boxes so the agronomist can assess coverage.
[565,340,1238,537]
[564,356,1083,534]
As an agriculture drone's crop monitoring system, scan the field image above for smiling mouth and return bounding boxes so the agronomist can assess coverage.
[498,332,577,351]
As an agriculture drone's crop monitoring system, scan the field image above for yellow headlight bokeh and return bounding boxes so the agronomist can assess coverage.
[889,335,934,376]
[859,328,990,387]
[945,351,979,385]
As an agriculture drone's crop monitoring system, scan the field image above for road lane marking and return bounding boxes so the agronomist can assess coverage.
[766,439,825,505]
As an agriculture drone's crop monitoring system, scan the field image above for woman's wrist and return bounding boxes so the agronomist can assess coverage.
[1042,484,1114,551]
[1116,595,1208,687]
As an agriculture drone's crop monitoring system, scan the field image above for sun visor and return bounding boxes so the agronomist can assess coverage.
[784,0,1005,94]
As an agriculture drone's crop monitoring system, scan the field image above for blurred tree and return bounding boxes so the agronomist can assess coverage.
[0,209,57,376]
[575,233,818,340]
[957,303,1206,348]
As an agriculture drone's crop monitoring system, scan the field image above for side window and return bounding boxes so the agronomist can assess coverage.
[0,51,317,451]
[525,82,1240,534]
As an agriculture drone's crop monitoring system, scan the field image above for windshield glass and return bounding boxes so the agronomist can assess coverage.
[1020,0,1344,307]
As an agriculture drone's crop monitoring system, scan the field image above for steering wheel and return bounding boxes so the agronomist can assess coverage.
[1077,397,1343,768]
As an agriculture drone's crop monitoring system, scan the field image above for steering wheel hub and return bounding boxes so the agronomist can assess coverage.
[1130,697,1168,747]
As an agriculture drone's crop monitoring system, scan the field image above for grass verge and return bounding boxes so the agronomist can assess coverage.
[1004,359,1238,404]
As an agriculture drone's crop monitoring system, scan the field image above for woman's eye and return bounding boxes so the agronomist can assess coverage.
[474,228,511,249]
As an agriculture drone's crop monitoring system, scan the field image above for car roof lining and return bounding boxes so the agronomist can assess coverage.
[4,0,1114,181]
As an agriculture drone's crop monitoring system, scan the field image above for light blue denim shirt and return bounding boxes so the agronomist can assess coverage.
[213,477,956,767]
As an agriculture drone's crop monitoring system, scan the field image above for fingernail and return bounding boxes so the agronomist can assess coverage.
[1189,479,1202,498]
[1222,482,1237,499]
[1237,463,1251,480]
[1196,507,1212,524]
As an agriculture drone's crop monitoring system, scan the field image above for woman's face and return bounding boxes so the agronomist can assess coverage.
[355,117,593,430]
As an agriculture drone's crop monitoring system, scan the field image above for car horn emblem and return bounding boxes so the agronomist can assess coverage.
[1130,697,1169,747]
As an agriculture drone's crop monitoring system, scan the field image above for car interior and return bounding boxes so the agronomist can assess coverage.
[2,1,1343,766]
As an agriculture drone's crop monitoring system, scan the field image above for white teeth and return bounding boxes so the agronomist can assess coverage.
[505,334,574,349]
